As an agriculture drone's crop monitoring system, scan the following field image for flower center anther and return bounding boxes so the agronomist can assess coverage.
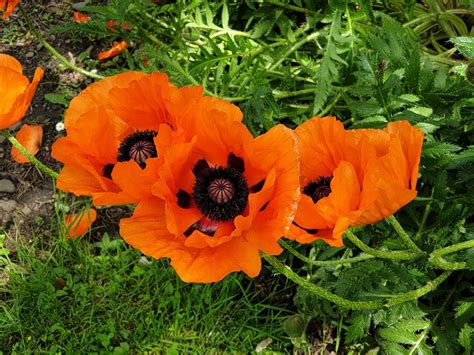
[208,178,235,204]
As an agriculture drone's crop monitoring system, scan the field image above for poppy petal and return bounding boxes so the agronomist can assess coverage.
[11,124,43,164]
[1,0,20,19]
[65,208,97,239]
[98,41,128,61]
[0,54,43,129]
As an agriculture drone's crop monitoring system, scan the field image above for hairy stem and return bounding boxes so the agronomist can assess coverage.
[265,253,453,310]
[280,239,375,266]
[19,5,103,80]
[1,130,59,179]
[431,239,474,257]
[263,253,383,310]
[387,215,426,255]
[345,230,419,260]
[385,271,452,307]
[428,256,467,270]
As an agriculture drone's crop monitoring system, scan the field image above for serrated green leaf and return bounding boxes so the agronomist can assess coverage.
[408,106,433,117]
[451,37,474,59]
[458,324,473,355]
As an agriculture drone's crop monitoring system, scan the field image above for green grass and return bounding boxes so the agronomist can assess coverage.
[1,228,293,353]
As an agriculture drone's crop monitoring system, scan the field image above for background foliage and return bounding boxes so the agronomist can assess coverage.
[2,0,474,353]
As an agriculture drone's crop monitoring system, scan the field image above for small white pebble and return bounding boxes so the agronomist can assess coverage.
[138,256,151,266]
[55,122,65,131]
[90,69,98,74]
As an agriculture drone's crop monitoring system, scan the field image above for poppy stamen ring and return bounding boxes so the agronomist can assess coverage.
[117,130,158,169]
[303,176,333,204]
[193,163,249,222]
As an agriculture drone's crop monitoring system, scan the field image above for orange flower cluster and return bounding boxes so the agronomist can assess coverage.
[51,71,424,283]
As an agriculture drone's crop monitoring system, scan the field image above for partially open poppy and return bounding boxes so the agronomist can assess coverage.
[51,71,226,206]
[119,112,300,283]
[98,41,128,61]
[65,208,97,239]
[0,54,43,129]
[287,116,423,247]
[0,0,20,19]
[72,11,89,24]
[11,123,43,163]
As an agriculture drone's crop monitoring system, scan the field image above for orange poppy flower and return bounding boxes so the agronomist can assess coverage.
[287,116,423,247]
[119,112,300,283]
[106,20,132,32]
[65,208,97,239]
[0,0,20,19]
[0,54,43,129]
[51,71,222,206]
[72,11,89,24]
[98,41,128,61]
[11,124,43,164]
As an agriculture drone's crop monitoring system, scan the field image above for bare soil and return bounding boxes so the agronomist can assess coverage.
[0,1,109,247]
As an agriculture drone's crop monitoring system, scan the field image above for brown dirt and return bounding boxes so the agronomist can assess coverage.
[0,1,112,247]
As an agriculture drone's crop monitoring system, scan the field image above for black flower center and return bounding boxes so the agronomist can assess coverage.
[102,163,115,179]
[192,158,249,222]
[117,130,158,169]
[303,176,332,204]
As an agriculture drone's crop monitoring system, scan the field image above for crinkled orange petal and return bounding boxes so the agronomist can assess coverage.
[355,137,418,225]
[191,112,253,168]
[241,125,300,254]
[295,116,346,186]
[163,85,205,121]
[290,161,360,246]
[1,0,20,19]
[385,121,424,190]
[65,208,97,239]
[108,73,171,131]
[63,106,120,163]
[98,41,128,61]
[11,124,43,164]
[173,237,261,283]
[72,11,89,23]
[57,165,108,196]
[65,72,147,128]
[106,20,131,32]
[0,68,28,118]
[92,158,161,206]
[0,54,43,129]
[0,53,23,72]
[180,96,244,143]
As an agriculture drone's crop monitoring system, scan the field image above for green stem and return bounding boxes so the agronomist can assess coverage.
[428,256,467,270]
[407,279,457,355]
[267,31,320,72]
[265,254,453,310]
[260,0,318,15]
[19,5,103,80]
[431,239,474,257]
[1,130,59,179]
[280,239,375,266]
[387,215,425,255]
[263,253,383,310]
[345,230,419,260]
[416,188,434,239]
[385,271,452,307]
